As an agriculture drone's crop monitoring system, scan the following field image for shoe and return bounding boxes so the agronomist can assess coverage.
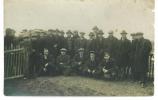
[141,83,145,88]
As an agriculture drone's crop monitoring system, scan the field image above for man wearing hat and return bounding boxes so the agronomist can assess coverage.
[84,51,99,77]
[133,32,152,87]
[129,33,138,80]
[95,30,106,61]
[72,30,80,54]
[92,26,99,37]
[106,30,119,60]
[117,30,131,80]
[75,32,88,53]
[87,32,97,52]
[72,48,87,75]
[65,30,74,58]
[56,48,71,75]
[58,30,67,50]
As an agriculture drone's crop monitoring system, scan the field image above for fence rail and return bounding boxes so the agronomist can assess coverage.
[4,48,26,80]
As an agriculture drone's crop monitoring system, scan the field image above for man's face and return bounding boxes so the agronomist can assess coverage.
[67,34,71,37]
[74,32,78,35]
[44,49,49,55]
[138,34,143,39]
[98,34,103,38]
[121,34,127,38]
[79,51,84,55]
[109,33,113,37]
[61,51,66,55]
[90,53,95,60]
[104,54,110,60]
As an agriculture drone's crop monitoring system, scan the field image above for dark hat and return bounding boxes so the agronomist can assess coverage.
[130,33,136,36]
[92,26,99,30]
[73,30,78,33]
[98,30,104,35]
[66,30,72,34]
[80,32,85,35]
[89,32,95,36]
[90,51,95,53]
[120,30,127,34]
[60,48,67,51]
[108,30,114,34]
[78,48,84,52]
[136,32,143,35]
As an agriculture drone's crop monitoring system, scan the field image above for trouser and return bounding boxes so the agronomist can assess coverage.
[134,72,147,84]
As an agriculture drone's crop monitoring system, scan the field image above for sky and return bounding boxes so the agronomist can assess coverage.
[4,0,154,40]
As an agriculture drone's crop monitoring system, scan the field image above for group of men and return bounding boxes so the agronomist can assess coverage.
[18,27,152,87]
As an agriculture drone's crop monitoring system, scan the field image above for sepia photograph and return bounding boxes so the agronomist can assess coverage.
[4,0,154,96]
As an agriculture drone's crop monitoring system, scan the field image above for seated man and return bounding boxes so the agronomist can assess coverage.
[40,48,56,76]
[56,48,71,76]
[84,51,99,77]
[99,52,118,80]
[72,48,87,75]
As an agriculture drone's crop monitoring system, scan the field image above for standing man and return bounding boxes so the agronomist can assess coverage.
[87,32,97,52]
[65,30,74,58]
[129,33,137,80]
[95,30,106,61]
[106,30,119,61]
[117,30,131,80]
[134,32,152,87]
[75,32,87,53]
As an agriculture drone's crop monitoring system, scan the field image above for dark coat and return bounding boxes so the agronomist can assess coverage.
[99,58,117,70]
[134,38,152,72]
[72,53,87,65]
[129,39,137,67]
[87,39,97,52]
[56,54,71,67]
[95,37,106,60]
[65,37,74,57]
[117,38,131,67]
[106,36,119,59]
[85,58,99,71]
[75,37,87,52]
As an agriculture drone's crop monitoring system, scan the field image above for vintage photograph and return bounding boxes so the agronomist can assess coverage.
[4,0,154,96]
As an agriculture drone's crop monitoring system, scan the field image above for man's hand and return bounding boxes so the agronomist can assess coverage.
[60,62,63,65]
[45,63,48,67]
[78,62,82,65]
[54,44,57,48]
[92,70,95,74]
[102,68,108,73]
[88,69,91,73]
[43,68,47,72]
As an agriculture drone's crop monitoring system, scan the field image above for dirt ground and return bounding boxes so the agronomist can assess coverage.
[4,76,154,96]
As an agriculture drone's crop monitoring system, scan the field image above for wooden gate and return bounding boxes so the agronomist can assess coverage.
[4,48,27,80]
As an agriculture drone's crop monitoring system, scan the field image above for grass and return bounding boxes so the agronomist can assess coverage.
[4,76,154,96]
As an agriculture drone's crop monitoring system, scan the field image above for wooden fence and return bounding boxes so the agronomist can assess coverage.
[4,48,26,80]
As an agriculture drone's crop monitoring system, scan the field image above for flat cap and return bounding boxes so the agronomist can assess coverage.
[80,32,86,35]
[90,51,95,53]
[136,32,143,35]
[89,32,95,36]
[98,30,104,35]
[60,48,67,51]
[120,30,127,34]
[66,30,72,34]
[108,30,114,34]
[78,48,84,51]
